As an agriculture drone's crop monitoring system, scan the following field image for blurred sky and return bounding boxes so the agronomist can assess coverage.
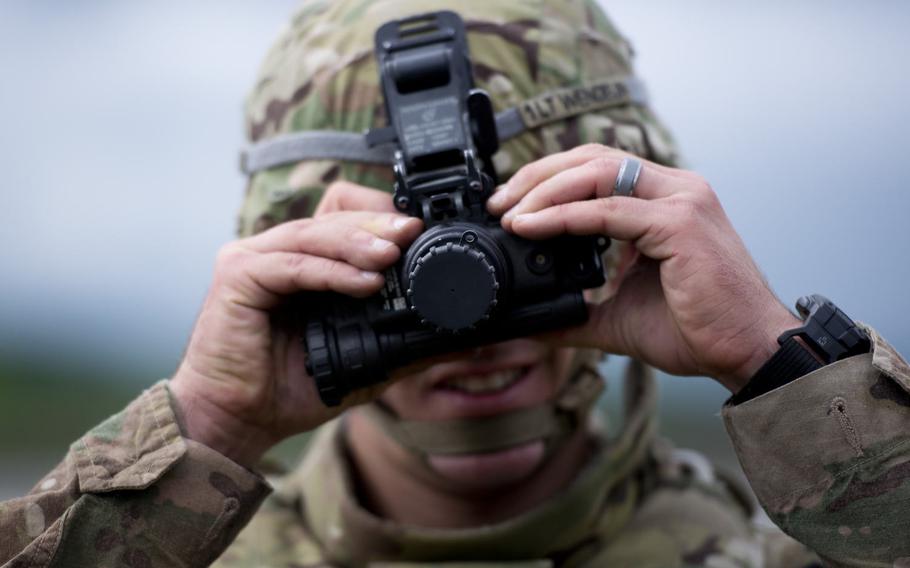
[0,0,908,382]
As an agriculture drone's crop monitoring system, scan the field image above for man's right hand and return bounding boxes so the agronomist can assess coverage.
[169,182,422,468]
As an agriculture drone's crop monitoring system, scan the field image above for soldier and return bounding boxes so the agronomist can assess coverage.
[2,0,909,566]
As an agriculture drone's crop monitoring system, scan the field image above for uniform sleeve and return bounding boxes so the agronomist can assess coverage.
[723,325,910,566]
[0,381,271,568]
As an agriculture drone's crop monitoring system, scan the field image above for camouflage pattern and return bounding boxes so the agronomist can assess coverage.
[723,324,910,565]
[4,0,909,566]
[0,381,270,567]
[237,0,680,238]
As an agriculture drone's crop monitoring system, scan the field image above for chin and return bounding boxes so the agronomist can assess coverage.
[426,440,546,493]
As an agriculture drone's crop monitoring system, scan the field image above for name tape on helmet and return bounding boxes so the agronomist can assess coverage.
[518,76,647,130]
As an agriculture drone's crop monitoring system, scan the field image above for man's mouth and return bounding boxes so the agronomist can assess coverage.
[415,351,546,418]
[436,367,529,395]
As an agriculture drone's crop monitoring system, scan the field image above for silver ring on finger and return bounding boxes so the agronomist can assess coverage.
[613,157,642,197]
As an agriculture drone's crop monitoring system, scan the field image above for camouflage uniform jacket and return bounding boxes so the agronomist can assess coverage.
[3,325,909,566]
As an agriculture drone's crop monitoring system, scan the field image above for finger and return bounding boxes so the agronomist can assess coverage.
[242,251,386,306]
[486,144,606,215]
[315,180,397,216]
[501,157,684,230]
[510,197,676,260]
[246,219,400,271]
[244,213,422,259]
[322,211,423,247]
[488,144,695,216]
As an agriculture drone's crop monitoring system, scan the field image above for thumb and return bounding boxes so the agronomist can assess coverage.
[537,298,634,357]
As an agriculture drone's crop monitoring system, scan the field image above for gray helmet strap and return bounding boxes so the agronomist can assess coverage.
[360,364,605,460]
[239,75,648,175]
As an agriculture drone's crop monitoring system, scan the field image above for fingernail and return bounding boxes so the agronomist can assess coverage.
[513,212,538,225]
[501,209,515,224]
[488,186,508,207]
[361,270,381,280]
[371,237,394,251]
[392,217,412,230]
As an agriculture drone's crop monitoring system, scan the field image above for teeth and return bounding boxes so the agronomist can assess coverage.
[443,369,524,394]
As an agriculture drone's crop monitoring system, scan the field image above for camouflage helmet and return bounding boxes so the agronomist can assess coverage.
[236,0,679,460]
[237,0,679,237]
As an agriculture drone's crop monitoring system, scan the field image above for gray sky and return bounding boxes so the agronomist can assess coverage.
[1,1,908,380]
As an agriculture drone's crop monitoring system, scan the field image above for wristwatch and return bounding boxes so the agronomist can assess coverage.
[730,294,871,404]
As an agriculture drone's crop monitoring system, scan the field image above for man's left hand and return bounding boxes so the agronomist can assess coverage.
[487,144,800,393]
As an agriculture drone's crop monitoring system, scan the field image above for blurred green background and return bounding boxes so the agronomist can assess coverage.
[2,0,908,499]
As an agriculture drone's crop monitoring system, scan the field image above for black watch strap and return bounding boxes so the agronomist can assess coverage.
[729,294,870,405]
[729,337,822,405]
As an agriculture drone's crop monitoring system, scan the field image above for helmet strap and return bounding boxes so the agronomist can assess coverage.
[239,75,649,175]
[360,363,605,462]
